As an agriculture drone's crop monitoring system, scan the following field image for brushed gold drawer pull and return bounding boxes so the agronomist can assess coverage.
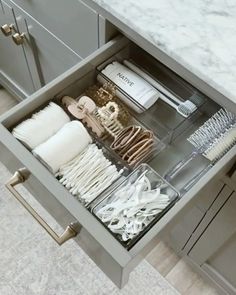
[12,32,26,45]
[6,168,80,245]
[1,23,14,36]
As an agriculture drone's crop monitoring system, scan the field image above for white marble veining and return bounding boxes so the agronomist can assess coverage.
[91,0,236,105]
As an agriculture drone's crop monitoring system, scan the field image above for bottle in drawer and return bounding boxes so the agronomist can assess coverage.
[92,164,179,248]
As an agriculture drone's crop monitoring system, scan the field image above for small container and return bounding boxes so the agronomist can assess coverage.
[57,142,130,208]
[97,61,160,113]
[92,163,179,249]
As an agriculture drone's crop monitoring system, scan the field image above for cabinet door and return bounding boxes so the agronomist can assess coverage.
[12,5,81,88]
[10,0,99,57]
[167,179,225,254]
[189,191,236,294]
[0,0,34,96]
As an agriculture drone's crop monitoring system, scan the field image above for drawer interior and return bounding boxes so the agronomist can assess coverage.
[54,43,221,193]
[5,40,235,251]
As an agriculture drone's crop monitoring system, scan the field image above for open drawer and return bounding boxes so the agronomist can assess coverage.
[0,35,235,288]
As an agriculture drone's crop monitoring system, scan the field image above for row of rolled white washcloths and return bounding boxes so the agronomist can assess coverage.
[12,102,122,202]
[12,102,91,173]
[33,120,92,173]
[12,102,71,149]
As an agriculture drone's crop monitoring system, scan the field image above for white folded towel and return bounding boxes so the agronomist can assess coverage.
[12,102,70,149]
[33,121,92,173]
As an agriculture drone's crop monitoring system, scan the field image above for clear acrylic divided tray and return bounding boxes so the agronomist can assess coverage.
[91,163,179,249]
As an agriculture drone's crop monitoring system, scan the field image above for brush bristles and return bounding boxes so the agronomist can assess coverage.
[187,108,236,162]
[177,101,197,117]
[177,105,192,117]
[183,101,197,112]
[204,126,236,161]
[190,93,205,107]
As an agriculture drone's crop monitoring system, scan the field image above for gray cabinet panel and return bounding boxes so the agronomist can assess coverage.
[189,192,236,292]
[189,192,236,264]
[167,206,204,252]
[232,170,236,181]
[10,0,99,57]
[0,0,34,95]
[195,178,225,213]
[10,3,81,87]
[166,177,225,252]
[184,184,233,254]
[0,141,131,288]
[208,234,236,290]
[222,163,236,191]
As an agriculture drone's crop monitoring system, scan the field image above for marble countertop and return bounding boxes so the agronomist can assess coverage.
[88,0,236,107]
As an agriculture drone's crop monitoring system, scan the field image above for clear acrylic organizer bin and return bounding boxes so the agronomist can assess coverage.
[96,45,207,144]
[91,163,179,249]
[56,141,131,208]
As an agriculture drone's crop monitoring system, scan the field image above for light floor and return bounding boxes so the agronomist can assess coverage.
[0,88,219,294]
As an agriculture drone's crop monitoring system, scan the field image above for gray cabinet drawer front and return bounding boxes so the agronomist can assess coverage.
[207,233,236,291]
[1,36,236,287]
[167,206,204,252]
[9,2,81,87]
[0,0,35,95]
[183,184,233,253]
[10,0,99,57]
[0,141,131,288]
[188,192,236,293]
[0,142,77,229]
[167,178,225,252]
[189,192,236,265]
